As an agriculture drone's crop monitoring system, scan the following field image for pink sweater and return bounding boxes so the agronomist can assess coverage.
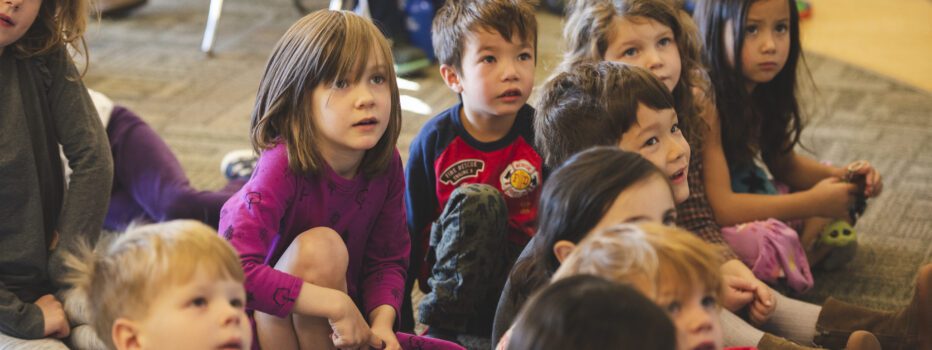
[219,143,409,318]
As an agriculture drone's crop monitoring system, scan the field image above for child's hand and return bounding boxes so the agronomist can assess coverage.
[721,275,756,312]
[808,177,857,220]
[370,326,401,350]
[845,160,883,197]
[328,295,380,349]
[747,281,776,326]
[35,294,70,338]
[720,259,775,325]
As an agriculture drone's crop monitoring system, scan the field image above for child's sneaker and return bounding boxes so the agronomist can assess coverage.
[220,149,257,181]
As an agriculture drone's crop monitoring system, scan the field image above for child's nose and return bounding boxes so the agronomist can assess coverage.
[501,60,519,81]
[666,138,688,162]
[685,308,715,333]
[221,305,243,326]
[354,86,376,109]
[761,34,777,54]
[646,49,664,71]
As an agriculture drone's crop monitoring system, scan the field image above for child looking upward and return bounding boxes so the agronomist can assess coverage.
[220,10,409,350]
[405,0,542,343]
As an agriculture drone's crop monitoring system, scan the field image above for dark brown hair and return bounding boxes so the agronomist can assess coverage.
[693,0,804,167]
[534,61,675,167]
[561,0,708,147]
[507,147,669,318]
[250,10,402,178]
[432,0,538,71]
[508,274,676,350]
[13,0,91,73]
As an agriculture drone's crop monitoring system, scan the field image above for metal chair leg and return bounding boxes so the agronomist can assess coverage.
[295,0,359,15]
[201,0,224,54]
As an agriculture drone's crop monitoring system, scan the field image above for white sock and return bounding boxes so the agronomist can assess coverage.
[760,290,821,346]
[721,309,766,347]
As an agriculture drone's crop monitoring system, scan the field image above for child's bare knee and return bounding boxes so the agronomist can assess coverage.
[283,227,348,288]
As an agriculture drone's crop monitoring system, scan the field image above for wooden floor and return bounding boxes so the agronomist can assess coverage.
[799,0,932,92]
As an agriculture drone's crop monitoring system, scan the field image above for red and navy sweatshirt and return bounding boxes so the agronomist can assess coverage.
[405,103,543,288]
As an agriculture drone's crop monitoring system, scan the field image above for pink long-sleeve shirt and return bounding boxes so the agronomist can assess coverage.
[219,143,409,318]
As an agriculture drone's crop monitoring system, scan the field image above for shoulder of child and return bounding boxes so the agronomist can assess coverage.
[254,142,292,175]
[412,104,461,145]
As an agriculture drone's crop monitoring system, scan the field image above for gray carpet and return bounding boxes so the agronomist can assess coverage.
[84,0,931,337]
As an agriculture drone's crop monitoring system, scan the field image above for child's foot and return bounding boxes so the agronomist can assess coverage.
[846,331,881,350]
[757,333,820,350]
[815,264,932,349]
[220,149,258,181]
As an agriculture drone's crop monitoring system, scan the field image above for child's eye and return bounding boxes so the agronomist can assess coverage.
[481,55,496,63]
[744,25,759,35]
[670,123,680,134]
[230,298,245,308]
[623,48,638,57]
[702,295,718,308]
[644,137,659,147]
[518,52,533,61]
[334,79,349,89]
[665,301,682,314]
[658,37,673,47]
[370,75,386,85]
[190,297,208,308]
[775,23,789,33]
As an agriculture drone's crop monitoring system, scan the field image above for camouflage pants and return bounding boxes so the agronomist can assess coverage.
[418,184,522,334]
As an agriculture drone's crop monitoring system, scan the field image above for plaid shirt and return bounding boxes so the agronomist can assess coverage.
[677,149,739,261]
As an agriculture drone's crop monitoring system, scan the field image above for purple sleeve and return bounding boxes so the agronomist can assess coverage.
[360,152,410,319]
[220,145,304,317]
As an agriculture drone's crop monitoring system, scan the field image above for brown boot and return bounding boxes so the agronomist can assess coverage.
[815,264,932,350]
[845,331,881,350]
[757,333,824,350]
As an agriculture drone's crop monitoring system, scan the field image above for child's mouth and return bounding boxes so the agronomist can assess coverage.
[498,89,522,98]
[0,15,14,27]
[352,118,378,127]
[670,168,686,183]
[218,339,243,349]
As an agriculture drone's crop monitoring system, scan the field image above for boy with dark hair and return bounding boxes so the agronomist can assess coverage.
[404,0,541,343]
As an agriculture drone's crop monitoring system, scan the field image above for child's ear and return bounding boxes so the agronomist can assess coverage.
[439,64,464,94]
[112,318,142,350]
[553,240,577,263]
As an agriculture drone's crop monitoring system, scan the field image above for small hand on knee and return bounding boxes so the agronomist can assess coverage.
[36,294,70,339]
[368,305,400,350]
[328,294,382,350]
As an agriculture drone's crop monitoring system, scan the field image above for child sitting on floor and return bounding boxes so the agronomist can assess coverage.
[63,220,252,350]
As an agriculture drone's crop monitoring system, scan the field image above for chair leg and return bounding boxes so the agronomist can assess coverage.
[201,0,224,54]
[329,0,344,10]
